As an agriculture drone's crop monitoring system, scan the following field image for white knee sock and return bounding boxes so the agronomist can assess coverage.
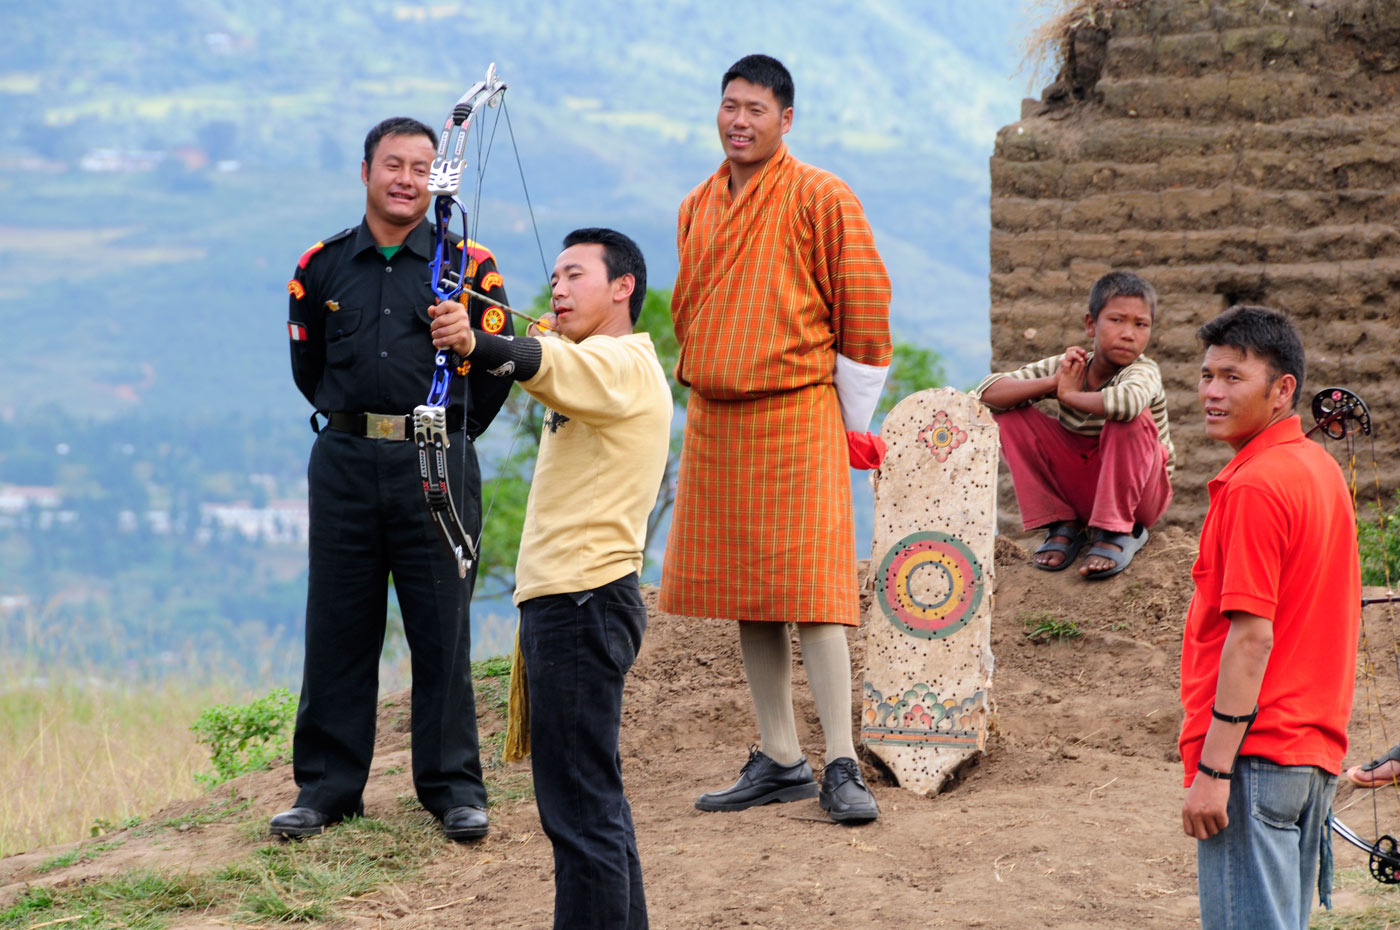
[797,623,858,765]
[738,621,802,766]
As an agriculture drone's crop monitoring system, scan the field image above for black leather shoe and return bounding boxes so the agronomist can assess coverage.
[441,805,489,841]
[820,757,879,824]
[269,807,336,838]
[695,747,819,811]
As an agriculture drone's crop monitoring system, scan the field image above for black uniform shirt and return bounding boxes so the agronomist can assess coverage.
[286,217,515,440]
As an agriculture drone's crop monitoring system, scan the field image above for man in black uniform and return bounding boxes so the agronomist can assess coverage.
[273,116,514,841]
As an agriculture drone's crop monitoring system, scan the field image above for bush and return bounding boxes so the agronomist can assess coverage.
[1359,492,1400,587]
[190,688,296,787]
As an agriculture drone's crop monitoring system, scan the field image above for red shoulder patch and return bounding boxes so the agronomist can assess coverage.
[287,279,306,300]
[296,241,325,269]
[456,238,495,266]
[480,271,504,292]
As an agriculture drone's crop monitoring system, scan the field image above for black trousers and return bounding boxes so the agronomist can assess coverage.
[521,573,649,930]
[293,427,485,818]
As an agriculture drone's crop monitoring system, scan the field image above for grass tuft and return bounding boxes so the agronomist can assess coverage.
[1022,0,1141,84]
[34,839,123,873]
[1,814,445,928]
[1023,610,1082,641]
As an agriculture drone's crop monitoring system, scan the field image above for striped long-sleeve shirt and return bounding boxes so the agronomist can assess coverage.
[972,352,1174,472]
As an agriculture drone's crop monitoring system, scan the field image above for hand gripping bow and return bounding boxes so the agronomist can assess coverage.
[413,63,507,579]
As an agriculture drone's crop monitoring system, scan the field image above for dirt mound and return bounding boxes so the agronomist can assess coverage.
[4,527,1399,927]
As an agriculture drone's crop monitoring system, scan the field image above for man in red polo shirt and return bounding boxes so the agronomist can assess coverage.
[1179,306,1360,930]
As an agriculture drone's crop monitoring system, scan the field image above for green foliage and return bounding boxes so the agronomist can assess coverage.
[1359,492,1400,587]
[189,688,296,787]
[877,337,950,420]
[0,887,55,924]
[472,655,513,679]
[1023,611,1081,641]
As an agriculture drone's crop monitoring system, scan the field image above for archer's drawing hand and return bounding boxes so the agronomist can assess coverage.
[429,300,475,357]
[1181,774,1231,840]
[527,312,560,339]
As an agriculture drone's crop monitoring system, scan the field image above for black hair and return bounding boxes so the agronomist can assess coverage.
[722,54,795,111]
[1197,305,1306,410]
[363,117,437,166]
[1088,271,1158,321]
[562,228,647,324]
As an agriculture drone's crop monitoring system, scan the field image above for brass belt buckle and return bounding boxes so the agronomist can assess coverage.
[365,412,406,441]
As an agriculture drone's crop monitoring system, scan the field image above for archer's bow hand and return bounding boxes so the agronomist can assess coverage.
[429,299,476,357]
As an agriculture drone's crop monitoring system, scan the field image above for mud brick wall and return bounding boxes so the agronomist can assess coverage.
[988,0,1400,527]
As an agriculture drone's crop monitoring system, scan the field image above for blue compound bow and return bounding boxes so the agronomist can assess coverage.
[412,64,508,579]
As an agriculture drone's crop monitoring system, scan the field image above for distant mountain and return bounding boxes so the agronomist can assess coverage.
[0,0,1038,419]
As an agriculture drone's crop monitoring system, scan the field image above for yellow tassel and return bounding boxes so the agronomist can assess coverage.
[502,625,530,762]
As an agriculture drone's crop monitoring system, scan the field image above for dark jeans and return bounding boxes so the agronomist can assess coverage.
[520,573,649,930]
[293,427,486,818]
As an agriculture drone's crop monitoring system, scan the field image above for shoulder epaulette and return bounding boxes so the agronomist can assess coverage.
[456,237,495,266]
[297,227,354,269]
[296,241,325,269]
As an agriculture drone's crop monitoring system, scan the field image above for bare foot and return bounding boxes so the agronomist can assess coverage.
[1035,527,1081,569]
[1080,539,1122,576]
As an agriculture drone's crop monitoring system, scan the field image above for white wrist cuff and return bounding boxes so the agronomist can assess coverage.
[834,353,889,432]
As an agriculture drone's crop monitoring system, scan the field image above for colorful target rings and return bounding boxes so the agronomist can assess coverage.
[875,531,984,640]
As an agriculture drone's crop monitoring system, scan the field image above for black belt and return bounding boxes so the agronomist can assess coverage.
[327,410,464,440]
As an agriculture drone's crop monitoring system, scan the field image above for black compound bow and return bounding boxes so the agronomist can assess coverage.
[1307,387,1400,884]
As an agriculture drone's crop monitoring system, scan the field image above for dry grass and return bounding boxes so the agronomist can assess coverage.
[1022,0,1143,83]
[0,666,228,857]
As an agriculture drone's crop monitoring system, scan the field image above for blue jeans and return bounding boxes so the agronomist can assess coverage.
[520,574,648,930]
[1197,756,1337,930]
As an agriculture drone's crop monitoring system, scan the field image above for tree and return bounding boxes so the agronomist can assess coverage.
[876,338,949,422]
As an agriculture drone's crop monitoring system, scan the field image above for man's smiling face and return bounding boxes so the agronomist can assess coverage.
[716,78,791,171]
[361,132,435,230]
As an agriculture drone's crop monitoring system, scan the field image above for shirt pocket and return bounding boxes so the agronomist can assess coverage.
[324,307,364,368]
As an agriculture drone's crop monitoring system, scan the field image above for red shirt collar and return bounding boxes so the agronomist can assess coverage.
[1209,414,1305,489]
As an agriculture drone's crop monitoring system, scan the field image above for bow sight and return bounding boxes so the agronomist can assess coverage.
[414,63,507,579]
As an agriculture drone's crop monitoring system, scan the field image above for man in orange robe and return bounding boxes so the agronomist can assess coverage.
[660,54,892,824]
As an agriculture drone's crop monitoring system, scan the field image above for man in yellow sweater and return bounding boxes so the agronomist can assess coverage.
[428,227,671,930]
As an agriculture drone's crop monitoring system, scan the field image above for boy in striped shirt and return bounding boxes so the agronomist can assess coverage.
[973,271,1173,579]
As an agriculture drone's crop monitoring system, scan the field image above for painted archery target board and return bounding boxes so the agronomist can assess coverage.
[862,386,998,795]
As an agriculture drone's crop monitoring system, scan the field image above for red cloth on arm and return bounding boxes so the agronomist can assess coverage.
[846,431,886,469]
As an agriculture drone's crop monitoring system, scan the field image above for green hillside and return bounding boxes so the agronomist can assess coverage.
[0,0,1033,681]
